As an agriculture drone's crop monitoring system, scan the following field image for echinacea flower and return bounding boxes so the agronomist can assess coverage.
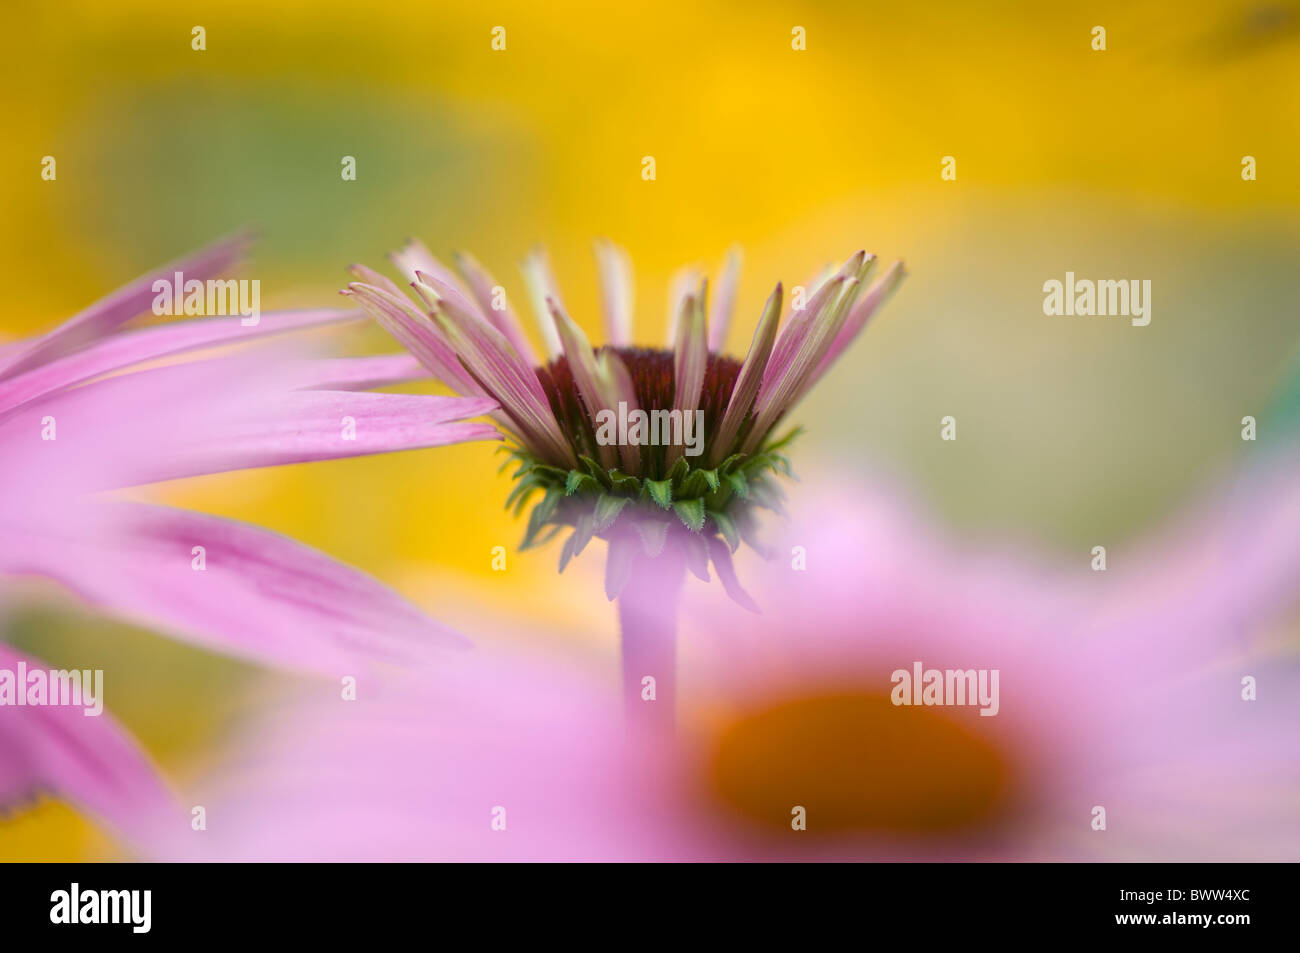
[163,467,1300,861]
[342,240,905,725]
[0,237,497,846]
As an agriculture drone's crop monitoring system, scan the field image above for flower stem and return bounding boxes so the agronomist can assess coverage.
[617,550,685,736]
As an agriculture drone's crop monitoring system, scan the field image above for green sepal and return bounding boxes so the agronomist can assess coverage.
[645,478,673,509]
[710,509,740,552]
[579,455,613,488]
[718,453,746,474]
[607,469,641,494]
[558,531,579,573]
[593,494,629,532]
[673,497,705,532]
[521,487,563,549]
[570,511,596,557]
[725,470,749,500]
[565,470,600,496]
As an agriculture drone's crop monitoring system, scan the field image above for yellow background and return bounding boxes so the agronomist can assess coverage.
[2,0,1298,858]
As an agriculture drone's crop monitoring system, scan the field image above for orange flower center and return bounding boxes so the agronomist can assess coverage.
[706,691,1016,835]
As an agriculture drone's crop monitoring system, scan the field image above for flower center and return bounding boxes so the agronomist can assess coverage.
[537,347,742,471]
[706,691,1016,836]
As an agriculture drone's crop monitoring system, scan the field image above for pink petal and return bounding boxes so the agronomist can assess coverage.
[2,503,470,673]
[294,353,429,391]
[666,289,707,468]
[811,260,906,387]
[389,239,478,312]
[0,232,252,378]
[708,283,782,466]
[453,251,539,367]
[745,253,872,454]
[520,248,565,358]
[760,251,867,403]
[0,309,360,416]
[343,281,485,397]
[419,272,576,467]
[707,246,743,353]
[665,265,703,346]
[551,300,642,474]
[0,642,177,847]
[0,361,500,488]
[594,239,634,347]
[153,389,502,481]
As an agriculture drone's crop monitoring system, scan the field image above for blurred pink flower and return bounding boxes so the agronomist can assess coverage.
[0,236,497,845]
[169,467,1300,861]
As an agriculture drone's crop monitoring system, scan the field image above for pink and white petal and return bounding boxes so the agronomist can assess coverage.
[551,300,618,468]
[343,282,484,397]
[594,239,634,347]
[811,260,906,385]
[666,265,703,347]
[761,251,867,400]
[1,503,470,674]
[347,262,409,301]
[521,248,565,359]
[0,309,361,416]
[0,643,178,847]
[0,363,500,490]
[707,246,742,353]
[0,232,253,379]
[709,283,782,466]
[153,390,502,481]
[420,273,576,467]
[745,259,871,453]
[453,251,539,367]
[673,291,707,412]
[389,239,477,310]
[666,291,707,467]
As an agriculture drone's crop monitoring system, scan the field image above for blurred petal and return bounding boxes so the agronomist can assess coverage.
[665,265,703,346]
[0,362,500,488]
[594,238,634,347]
[520,248,565,359]
[2,503,469,673]
[293,353,428,391]
[0,232,252,378]
[0,309,360,415]
[154,389,502,481]
[0,643,176,846]
[707,246,742,353]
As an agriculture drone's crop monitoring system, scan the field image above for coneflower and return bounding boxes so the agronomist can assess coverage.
[344,240,905,731]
